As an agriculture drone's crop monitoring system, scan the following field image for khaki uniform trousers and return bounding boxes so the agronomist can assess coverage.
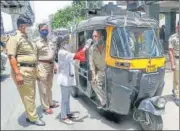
[173,58,179,98]
[37,62,54,109]
[12,66,38,121]
[93,71,106,105]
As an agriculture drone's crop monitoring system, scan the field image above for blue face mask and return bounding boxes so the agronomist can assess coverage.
[40,29,49,37]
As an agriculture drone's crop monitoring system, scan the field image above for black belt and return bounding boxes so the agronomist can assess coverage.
[39,60,54,64]
[175,56,179,59]
[19,63,36,67]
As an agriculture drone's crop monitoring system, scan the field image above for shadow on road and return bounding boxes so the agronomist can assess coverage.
[73,94,141,130]
[0,74,10,82]
[17,106,43,127]
[17,112,31,128]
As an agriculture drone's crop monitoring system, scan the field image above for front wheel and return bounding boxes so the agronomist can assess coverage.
[71,86,79,98]
[140,112,163,130]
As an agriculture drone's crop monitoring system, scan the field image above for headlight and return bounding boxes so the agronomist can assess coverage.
[156,97,167,108]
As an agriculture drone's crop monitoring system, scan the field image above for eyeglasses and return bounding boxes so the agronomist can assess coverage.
[93,35,98,38]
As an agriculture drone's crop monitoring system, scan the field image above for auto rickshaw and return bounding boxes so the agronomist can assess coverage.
[70,11,167,130]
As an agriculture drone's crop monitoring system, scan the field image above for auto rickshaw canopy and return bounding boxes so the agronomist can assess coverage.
[76,11,158,32]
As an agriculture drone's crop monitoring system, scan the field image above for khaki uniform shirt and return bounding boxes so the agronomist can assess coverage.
[169,33,179,69]
[89,44,106,74]
[35,37,56,61]
[35,37,56,74]
[6,30,37,64]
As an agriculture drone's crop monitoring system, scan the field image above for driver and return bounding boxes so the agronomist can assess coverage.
[89,30,106,108]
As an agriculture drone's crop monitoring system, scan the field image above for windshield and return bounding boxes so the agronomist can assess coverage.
[110,27,164,58]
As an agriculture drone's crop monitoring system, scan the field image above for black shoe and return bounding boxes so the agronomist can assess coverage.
[67,113,79,119]
[26,118,46,126]
[174,98,180,106]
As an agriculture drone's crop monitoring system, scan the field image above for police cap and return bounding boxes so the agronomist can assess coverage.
[17,15,33,27]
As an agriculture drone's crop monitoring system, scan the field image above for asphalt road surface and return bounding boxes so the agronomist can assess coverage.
[1,61,179,130]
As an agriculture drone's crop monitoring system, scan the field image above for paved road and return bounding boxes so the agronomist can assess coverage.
[1,61,179,130]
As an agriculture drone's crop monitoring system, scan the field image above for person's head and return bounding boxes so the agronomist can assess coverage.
[38,23,49,38]
[56,35,70,50]
[92,30,102,43]
[17,15,32,34]
[176,21,179,34]
[92,30,104,51]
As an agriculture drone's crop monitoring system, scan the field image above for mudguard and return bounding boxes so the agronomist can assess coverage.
[138,97,165,116]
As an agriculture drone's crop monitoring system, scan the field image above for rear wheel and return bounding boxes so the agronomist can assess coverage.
[140,112,163,130]
[71,86,79,98]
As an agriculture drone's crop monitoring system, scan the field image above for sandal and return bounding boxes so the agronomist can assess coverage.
[60,118,74,125]
[50,103,60,108]
[43,108,53,114]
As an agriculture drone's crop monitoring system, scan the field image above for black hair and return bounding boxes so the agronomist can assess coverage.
[17,15,32,28]
[38,23,47,30]
[93,29,102,35]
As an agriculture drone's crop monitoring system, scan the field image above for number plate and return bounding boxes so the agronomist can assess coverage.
[146,65,157,73]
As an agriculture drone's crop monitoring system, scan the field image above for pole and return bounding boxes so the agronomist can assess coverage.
[86,0,88,19]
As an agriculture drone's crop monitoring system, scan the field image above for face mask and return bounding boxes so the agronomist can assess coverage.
[40,30,49,37]
[95,38,104,47]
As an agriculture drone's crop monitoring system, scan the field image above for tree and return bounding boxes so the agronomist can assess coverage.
[52,1,86,29]
[51,1,103,29]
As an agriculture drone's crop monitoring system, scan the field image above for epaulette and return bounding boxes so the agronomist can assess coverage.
[11,32,17,36]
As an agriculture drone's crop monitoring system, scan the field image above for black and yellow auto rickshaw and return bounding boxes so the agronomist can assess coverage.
[70,11,167,130]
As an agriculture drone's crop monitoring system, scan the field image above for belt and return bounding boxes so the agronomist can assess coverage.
[175,56,179,59]
[39,60,54,64]
[19,63,36,67]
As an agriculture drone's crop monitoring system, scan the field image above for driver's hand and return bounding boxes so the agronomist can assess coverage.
[91,78,96,88]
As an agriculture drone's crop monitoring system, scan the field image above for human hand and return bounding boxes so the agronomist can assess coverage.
[16,73,24,86]
[91,77,96,88]
[53,64,57,74]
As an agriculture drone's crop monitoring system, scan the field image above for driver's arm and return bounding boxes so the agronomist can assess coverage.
[89,47,96,80]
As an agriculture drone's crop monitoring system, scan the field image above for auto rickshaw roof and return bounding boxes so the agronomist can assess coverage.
[76,11,158,32]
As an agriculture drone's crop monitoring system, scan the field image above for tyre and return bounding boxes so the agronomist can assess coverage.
[71,86,79,98]
[140,112,163,130]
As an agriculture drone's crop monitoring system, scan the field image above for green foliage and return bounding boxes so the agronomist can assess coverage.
[52,1,103,29]
[52,1,86,29]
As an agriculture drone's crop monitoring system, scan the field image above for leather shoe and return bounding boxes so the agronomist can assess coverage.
[26,118,46,126]
[174,98,180,106]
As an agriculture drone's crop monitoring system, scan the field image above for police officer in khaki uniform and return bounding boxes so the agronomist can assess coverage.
[168,21,179,106]
[35,23,59,114]
[89,30,106,108]
[6,15,45,125]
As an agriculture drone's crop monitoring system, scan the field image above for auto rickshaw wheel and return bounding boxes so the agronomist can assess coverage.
[71,86,79,98]
[139,112,163,130]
